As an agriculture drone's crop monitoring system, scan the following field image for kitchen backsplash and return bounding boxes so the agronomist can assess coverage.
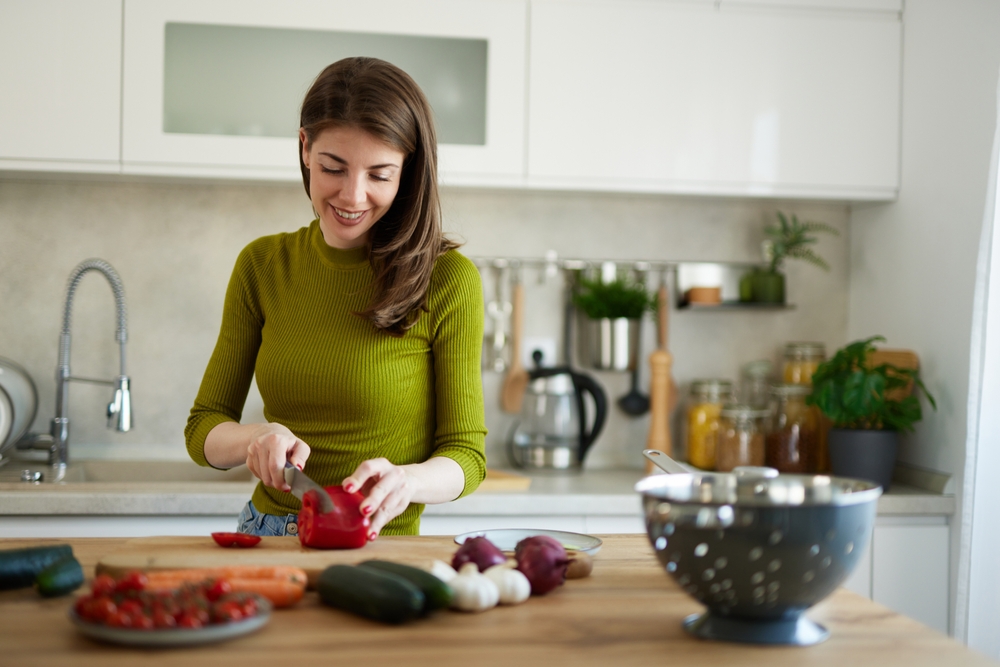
[0,179,849,470]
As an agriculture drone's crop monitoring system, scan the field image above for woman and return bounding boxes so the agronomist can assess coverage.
[185,57,487,539]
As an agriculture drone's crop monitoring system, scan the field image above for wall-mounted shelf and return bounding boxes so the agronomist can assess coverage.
[470,255,793,311]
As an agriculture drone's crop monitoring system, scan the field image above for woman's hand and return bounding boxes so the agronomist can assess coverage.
[342,458,415,540]
[245,423,310,492]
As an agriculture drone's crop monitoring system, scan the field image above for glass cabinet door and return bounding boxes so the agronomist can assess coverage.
[123,0,527,183]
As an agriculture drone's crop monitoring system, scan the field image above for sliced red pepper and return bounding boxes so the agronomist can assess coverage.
[211,532,262,548]
[298,486,371,549]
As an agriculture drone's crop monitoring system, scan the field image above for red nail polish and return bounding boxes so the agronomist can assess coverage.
[368,531,377,541]
[363,505,373,515]
[344,484,355,493]
[296,463,303,471]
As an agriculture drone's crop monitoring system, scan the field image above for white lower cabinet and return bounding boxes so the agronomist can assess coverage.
[841,517,950,635]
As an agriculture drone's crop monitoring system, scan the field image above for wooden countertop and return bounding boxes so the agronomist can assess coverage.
[0,535,993,667]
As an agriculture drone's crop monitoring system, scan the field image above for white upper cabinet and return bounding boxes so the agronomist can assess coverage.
[0,0,122,171]
[121,0,527,184]
[527,0,902,199]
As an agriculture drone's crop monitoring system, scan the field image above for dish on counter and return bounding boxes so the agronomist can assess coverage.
[68,599,272,647]
[455,529,603,555]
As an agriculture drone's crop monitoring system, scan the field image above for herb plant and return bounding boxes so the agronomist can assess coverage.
[572,277,654,320]
[806,336,936,432]
[763,211,839,273]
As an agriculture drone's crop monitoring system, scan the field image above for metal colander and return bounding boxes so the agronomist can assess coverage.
[636,469,881,646]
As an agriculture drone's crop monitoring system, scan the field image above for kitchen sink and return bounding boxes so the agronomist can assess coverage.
[0,459,255,484]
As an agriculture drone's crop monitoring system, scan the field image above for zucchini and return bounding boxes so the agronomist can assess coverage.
[358,560,454,614]
[35,556,84,598]
[0,544,74,591]
[317,564,424,624]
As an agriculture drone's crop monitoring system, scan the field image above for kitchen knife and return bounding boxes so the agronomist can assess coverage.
[283,462,335,514]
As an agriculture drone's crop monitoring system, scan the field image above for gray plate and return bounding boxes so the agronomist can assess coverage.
[455,528,603,555]
[68,598,272,647]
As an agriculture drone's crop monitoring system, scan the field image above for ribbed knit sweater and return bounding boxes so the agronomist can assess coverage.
[185,220,487,535]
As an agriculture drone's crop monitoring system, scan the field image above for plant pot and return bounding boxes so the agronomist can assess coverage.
[828,428,898,491]
[579,316,640,371]
[751,271,785,304]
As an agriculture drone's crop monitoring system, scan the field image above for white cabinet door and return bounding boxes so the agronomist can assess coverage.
[527,0,901,200]
[0,0,121,172]
[122,0,526,184]
[872,522,950,634]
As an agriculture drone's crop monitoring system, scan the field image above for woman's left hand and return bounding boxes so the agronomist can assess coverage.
[342,458,415,539]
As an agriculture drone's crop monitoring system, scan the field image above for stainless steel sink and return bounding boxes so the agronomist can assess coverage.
[0,459,255,484]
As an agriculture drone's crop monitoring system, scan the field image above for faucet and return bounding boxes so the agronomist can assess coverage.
[47,258,132,473]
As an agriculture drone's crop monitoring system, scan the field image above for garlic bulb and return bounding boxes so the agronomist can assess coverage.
[429,559,458,583]
[484,564,531,605]
[449,562,499,612]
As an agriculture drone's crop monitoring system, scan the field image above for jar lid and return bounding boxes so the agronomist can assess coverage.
[784,342,826,360]
[769,383,813,397]
[689,379,733,399]
[720,403,770,419]
[741,359,774,379]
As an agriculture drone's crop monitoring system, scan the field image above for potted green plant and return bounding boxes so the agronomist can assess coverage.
[572,276,655,371]
[742,211,839,303]
[806,336,937,490]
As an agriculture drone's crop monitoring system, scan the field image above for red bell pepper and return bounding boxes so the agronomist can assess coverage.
[297,486,371,549]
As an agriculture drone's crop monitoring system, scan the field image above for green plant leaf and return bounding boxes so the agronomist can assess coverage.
[806,335,936,431]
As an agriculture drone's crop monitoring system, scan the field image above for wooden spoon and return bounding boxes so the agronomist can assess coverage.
[500,278,529,413]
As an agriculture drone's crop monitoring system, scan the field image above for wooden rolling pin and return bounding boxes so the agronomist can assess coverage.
[646,348,674,474]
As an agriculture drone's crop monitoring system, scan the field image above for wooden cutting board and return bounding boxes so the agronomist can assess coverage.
[96,535,458,589]
[479,468,531,491]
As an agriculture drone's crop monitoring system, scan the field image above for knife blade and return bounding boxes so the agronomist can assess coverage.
[283,462,335,514]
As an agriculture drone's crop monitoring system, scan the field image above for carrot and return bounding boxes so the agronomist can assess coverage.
[145,565,307,587]
[143,566,308,608]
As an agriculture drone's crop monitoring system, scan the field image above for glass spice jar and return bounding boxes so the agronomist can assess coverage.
[766,383,820,473]
[715,404,769,472]
[782,342,826,385]
[685,379,734,470]
[740,360,774,409]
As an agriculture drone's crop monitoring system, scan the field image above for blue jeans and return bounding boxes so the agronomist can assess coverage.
[236,500,299,537]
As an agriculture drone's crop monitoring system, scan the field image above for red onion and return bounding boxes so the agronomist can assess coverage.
[514,535,569,595]
[452,536,507,572]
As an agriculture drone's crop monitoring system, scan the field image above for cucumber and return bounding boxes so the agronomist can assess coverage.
[0,544,74,591]
[35,556,84,598]
[317,564,424,624]
[358,560,454,614]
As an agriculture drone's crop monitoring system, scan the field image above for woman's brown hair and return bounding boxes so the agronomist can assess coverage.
[299,57,457,336]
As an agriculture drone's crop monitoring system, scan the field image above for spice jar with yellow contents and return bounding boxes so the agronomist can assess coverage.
[715,404,769,471]
[782,342,826,385]
[766,383,820,473]
[685,379,733,470]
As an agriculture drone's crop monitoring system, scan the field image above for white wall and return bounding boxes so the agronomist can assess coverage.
[0,178,850,469]
[847,0,1000,637]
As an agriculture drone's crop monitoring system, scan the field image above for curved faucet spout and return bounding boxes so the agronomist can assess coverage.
[51,259,132,468]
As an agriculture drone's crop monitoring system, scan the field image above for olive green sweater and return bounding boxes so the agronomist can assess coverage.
[185,220,487,534]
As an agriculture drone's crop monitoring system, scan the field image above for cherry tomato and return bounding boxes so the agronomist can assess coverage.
[205,579,232,602]
[87,597,117,623]
[106,610,134,628]
[177,613,204,629]
[181,604,210,625]
[211,600,244,623]
[238,596,259,617]
[118,599,144,616]
[91,574,117,597]
[115,571,148,593]
[151,608,177,629]
[131,612,155,631]
[211,532,261,548]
